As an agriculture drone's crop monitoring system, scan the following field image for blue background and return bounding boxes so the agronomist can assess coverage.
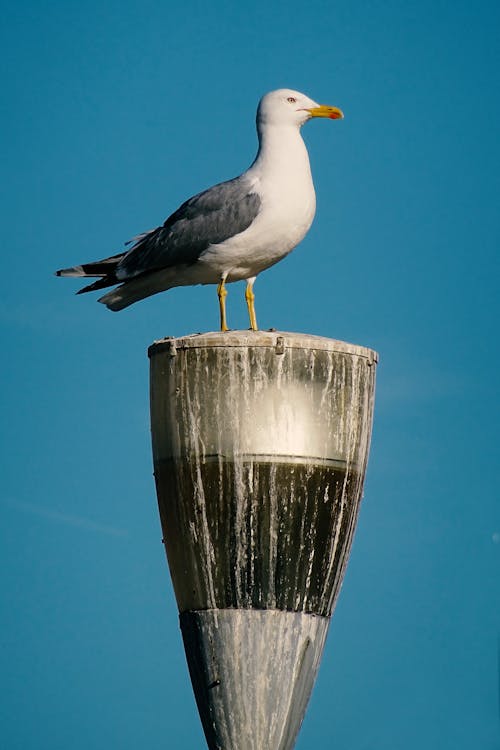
[2,1,499,747]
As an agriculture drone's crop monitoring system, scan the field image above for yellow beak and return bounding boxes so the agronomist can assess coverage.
[307,105,344,120]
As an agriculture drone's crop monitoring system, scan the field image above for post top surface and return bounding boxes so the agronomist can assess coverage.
[148,330,378,363]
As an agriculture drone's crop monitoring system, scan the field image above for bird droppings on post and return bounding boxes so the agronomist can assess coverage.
[149,330,377,749]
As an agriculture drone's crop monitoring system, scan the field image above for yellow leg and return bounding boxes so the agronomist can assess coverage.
[245,279,258,331]
[217,279,229,332]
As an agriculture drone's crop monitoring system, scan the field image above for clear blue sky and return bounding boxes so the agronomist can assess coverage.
[2,0,499,747]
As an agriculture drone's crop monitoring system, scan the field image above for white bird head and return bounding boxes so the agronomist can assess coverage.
[256,88,344,130]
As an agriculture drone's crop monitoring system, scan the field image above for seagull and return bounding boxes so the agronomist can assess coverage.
[56,89,343,331]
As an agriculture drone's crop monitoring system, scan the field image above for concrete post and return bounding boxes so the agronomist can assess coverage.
[149,330,377,749]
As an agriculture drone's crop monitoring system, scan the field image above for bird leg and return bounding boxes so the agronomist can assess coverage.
[217,279,229,332]
[245,278,258,331]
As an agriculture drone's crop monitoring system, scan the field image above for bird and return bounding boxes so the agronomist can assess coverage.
[56,89,343,331]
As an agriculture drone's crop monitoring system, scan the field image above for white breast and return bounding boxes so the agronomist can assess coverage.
[198,124,317,283]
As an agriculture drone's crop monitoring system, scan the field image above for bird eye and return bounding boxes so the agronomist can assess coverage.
[287,97,297,103]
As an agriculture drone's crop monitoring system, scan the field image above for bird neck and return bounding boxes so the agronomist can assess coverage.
[250,125,312,181]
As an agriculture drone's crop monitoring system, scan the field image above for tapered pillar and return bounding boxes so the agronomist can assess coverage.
[149,330,377,749]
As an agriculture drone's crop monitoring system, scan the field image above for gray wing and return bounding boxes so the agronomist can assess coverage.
[116,177,261,280]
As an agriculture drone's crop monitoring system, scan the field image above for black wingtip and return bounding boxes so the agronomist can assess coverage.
[76,275,118,295]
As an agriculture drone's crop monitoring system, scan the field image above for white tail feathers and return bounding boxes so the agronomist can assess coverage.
[98,274,174,311]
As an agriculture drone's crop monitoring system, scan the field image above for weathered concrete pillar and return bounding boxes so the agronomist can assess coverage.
[149,330,377,750]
